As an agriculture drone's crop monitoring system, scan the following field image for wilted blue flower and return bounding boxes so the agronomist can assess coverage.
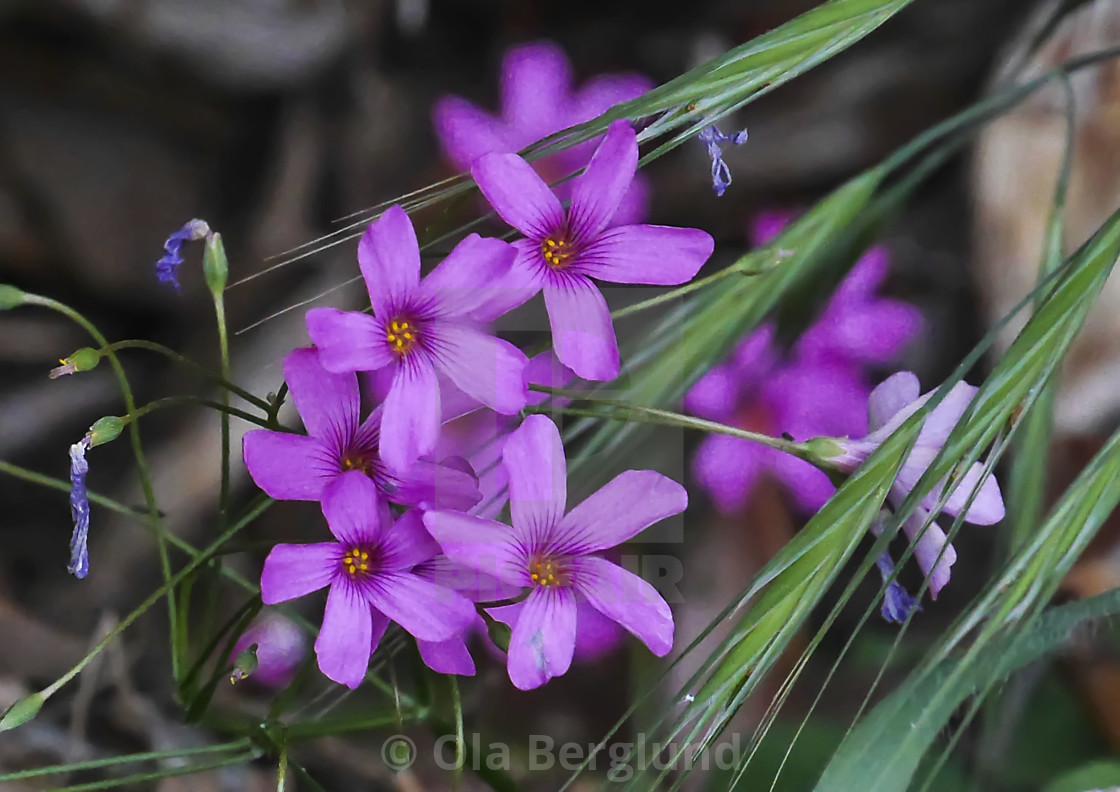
[699,124,748,197]
[155,219,211,290]
[875,552,919,624]
[68,437,92,578]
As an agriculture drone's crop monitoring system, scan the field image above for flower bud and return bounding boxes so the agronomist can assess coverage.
[0,692,44,731]
[0,284,25,310]
[50,347,102,379]
[203,232,228,296]
[88,416,125,448]
[229,643,259,684]
[486,618,511,653]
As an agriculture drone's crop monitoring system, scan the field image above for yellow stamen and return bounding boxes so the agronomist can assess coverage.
[541,237,572,270]
[387,318,418,355]
[528,554,568,587]
[342,547,372,578]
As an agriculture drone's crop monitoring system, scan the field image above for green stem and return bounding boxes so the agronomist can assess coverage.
[21,293,179,679]
[125,395,279,429]
[214,293,232,528]
[0,740,252,781]
[103,340,271,412]
[39,496,272,702]
[53,751,260,791]
[526,385,811,459]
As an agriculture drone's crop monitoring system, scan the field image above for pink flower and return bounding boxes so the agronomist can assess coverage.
[306,206,530,470]
[472,120,714,381]
[684,213,921,514]
[434,41,652,225]
[243,347,480,511]
[822,372,1005,598]
[424,415,685,690]
[260,474,476,688]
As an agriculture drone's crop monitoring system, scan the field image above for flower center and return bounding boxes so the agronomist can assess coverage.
[341,451,375,477]
[342,546,374,579]
[541,236,573,270]
[386,317,418,356]
[528,553,570,588]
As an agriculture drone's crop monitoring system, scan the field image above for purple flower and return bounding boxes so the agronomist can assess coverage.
[823,372,1006,598]
[875,551,920,624]
[155,219,211,291]
[472,120,715,381]
[698,124,748,197]
[243,347,480,511]
[229,611,308,688]
[434,41,653,226]
[261,474,476,688]
[306,206,530,470]
[684,214,921,514]
[67,436,92,579]
[424,415,685,690]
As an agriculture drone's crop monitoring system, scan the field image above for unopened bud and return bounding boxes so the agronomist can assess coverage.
[0,692,44,731]
[230,643,259,684]
[0,284,26,310]
[486,619,511,653]
[88,416,125,448]
[50,347,101,379]
[203,232,228,296]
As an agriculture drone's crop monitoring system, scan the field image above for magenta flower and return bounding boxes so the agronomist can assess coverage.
[685,214,921,514]
[472,120,715,381]
[243,347,480,512]
[424,415,685,690]
[306,206,530,470]
[434,41,652,226]
[821,372,1006,597]
[261,474,476,688]
[229,611,308,688]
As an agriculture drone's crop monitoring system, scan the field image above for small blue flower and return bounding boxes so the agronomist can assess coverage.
[68,437,91,579]
[876,551,920,624]
[698,124,748,197]
[156,219,211,291]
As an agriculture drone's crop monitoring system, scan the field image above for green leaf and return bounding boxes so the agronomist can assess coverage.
[0,692,44,732]
[1044,761,1120,792]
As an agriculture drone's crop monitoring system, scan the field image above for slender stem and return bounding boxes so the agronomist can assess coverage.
[40,496,272,701]
[103,340,271,412]
[214,293,232,528]
[0,739,252,781]
[53,751,260,791]
[21,294,179,679]
[276,742,288,792]
[526,385,811,459]
[121,395,278,429]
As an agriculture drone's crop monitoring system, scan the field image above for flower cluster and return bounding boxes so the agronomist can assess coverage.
[242,119,705,689]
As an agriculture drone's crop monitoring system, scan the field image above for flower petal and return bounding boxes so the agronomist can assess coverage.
[576,224,713,285]
[261,543,338,604]
[866,371,921,433]
[306,308,393,373]
[473,153,564,240]
[572,556,673,656]
[321,472,385,547]
[357,205,420,317]
[691,433,766,515]
[568,120,638,241]
[422,510,530,588]
[380,358,441,471]
[504,587,577,690]
[379,510,440,571]
[504,415,567,544]
[430,323,528,415]
[315,580,372,688]
[282,347,359,440]
[938,461,1006,525]
[368,607,391,654]
[433,96,512,169]
[767,450,836,512]
[243,432,335,501]
[572,74,652,126]
[417,632,477,676]
[554,470,686,555]
[418,234,517,318]
[363,571,476,642]
[902,511,957,598]
[543,274,619,381]
[500,42,573,143]
[468,239,548,323]
[572,601,625,661]
[682,364,739,422]
[416,555,519,602]
[392,458,482,512]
